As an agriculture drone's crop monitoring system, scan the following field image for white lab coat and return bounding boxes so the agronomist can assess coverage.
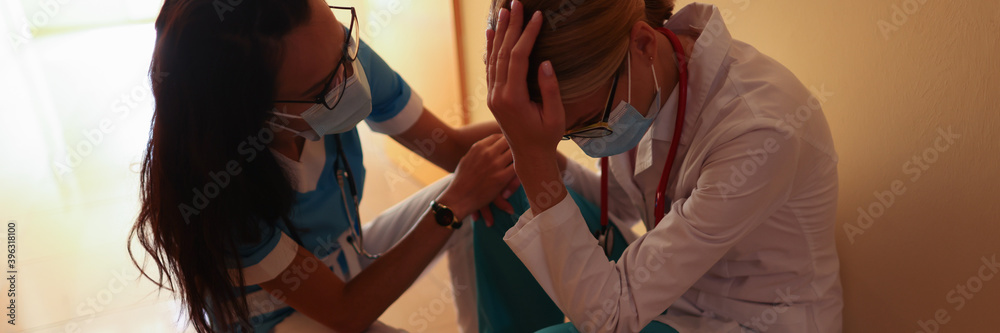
[504,3,843,333]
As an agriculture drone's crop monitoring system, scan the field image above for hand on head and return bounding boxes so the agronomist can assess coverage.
[486,0,565,164]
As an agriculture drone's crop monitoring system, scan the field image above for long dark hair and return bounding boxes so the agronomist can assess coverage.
[128,0,311,331]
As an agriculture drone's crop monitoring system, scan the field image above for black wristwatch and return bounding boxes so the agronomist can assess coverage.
[430,201,463,229]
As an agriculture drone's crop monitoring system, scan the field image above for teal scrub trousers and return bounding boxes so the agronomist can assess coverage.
[472,187,677,333]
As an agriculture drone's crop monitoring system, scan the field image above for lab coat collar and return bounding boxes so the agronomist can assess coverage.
[634,83,679,175]
[619,3,735,197]
[650,3,733,145]
[649,83,681,143]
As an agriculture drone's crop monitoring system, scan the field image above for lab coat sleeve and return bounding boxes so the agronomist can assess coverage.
[504,128,799,332]
[561,158,642,230]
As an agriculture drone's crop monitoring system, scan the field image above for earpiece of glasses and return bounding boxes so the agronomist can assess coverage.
[562,127,613,140]
[273,6,360,110]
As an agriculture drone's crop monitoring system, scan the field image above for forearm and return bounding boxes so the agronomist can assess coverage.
[267,209,456,332]
[436,121,502,171]
[454,121,502,150]
[394,109,501,172]
[514,153,567,215]
[558,156,597,202]
[261,237,451,333]
[335,184,477,330]
[338,209,455,331]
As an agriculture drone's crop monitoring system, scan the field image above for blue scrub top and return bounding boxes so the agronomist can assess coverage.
[218,39,424,332]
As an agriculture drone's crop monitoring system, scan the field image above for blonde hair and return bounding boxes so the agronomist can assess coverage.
[489,0,675,103]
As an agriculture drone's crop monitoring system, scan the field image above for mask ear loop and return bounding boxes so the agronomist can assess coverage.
[266,121,303,136]
[269,109,320,141]
[629,51,662,105]
[627,50,632,105]
[271,111,304,119]
[266,119,323,141]
[651,58,660,93]
[268,110,306,136]
[648,56,661,113]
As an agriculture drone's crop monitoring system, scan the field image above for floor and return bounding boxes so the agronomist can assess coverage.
[0,23,460,333]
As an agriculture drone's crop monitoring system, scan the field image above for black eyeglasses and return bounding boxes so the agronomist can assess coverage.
[562,72,619,140]
[274,6,360,110]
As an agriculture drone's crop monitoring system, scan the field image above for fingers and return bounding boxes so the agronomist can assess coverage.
[499,148,514,167]
[489,8,509,90]
[488,132,505,142]
[495,0,524,86]
[491,172,520,223]
[501,163,516,181]
[480,206,495,227]
[487,133,509,152]
[486,28,495,84]
[493,196,514,216]
[471,133,501,151]
[508,10,543,89]
[505,176,522,195]
[488,136,514,167]
[537,61,566,129]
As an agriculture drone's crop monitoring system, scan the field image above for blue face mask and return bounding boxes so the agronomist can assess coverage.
[573,53,662,158]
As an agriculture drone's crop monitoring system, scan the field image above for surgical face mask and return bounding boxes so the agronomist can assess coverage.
[270,58,373,141]
[573,54,662,158]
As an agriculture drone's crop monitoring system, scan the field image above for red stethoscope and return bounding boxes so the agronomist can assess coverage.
[597,27,688,255]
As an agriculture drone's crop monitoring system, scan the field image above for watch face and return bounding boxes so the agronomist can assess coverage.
[435,207,454,226]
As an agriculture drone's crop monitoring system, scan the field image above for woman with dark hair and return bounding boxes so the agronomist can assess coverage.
[128,0,515,331]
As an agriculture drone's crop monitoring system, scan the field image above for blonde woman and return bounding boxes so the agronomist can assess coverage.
[484,1,843,332]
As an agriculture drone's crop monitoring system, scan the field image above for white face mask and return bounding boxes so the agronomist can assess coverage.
[270,58,373,141]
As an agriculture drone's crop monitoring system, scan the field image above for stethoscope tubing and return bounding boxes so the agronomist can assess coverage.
[334,134,382,260]
[598,27,690,251]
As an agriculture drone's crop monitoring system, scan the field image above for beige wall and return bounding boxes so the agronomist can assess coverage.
[457,0,1000,331]
[349,0,466,190]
